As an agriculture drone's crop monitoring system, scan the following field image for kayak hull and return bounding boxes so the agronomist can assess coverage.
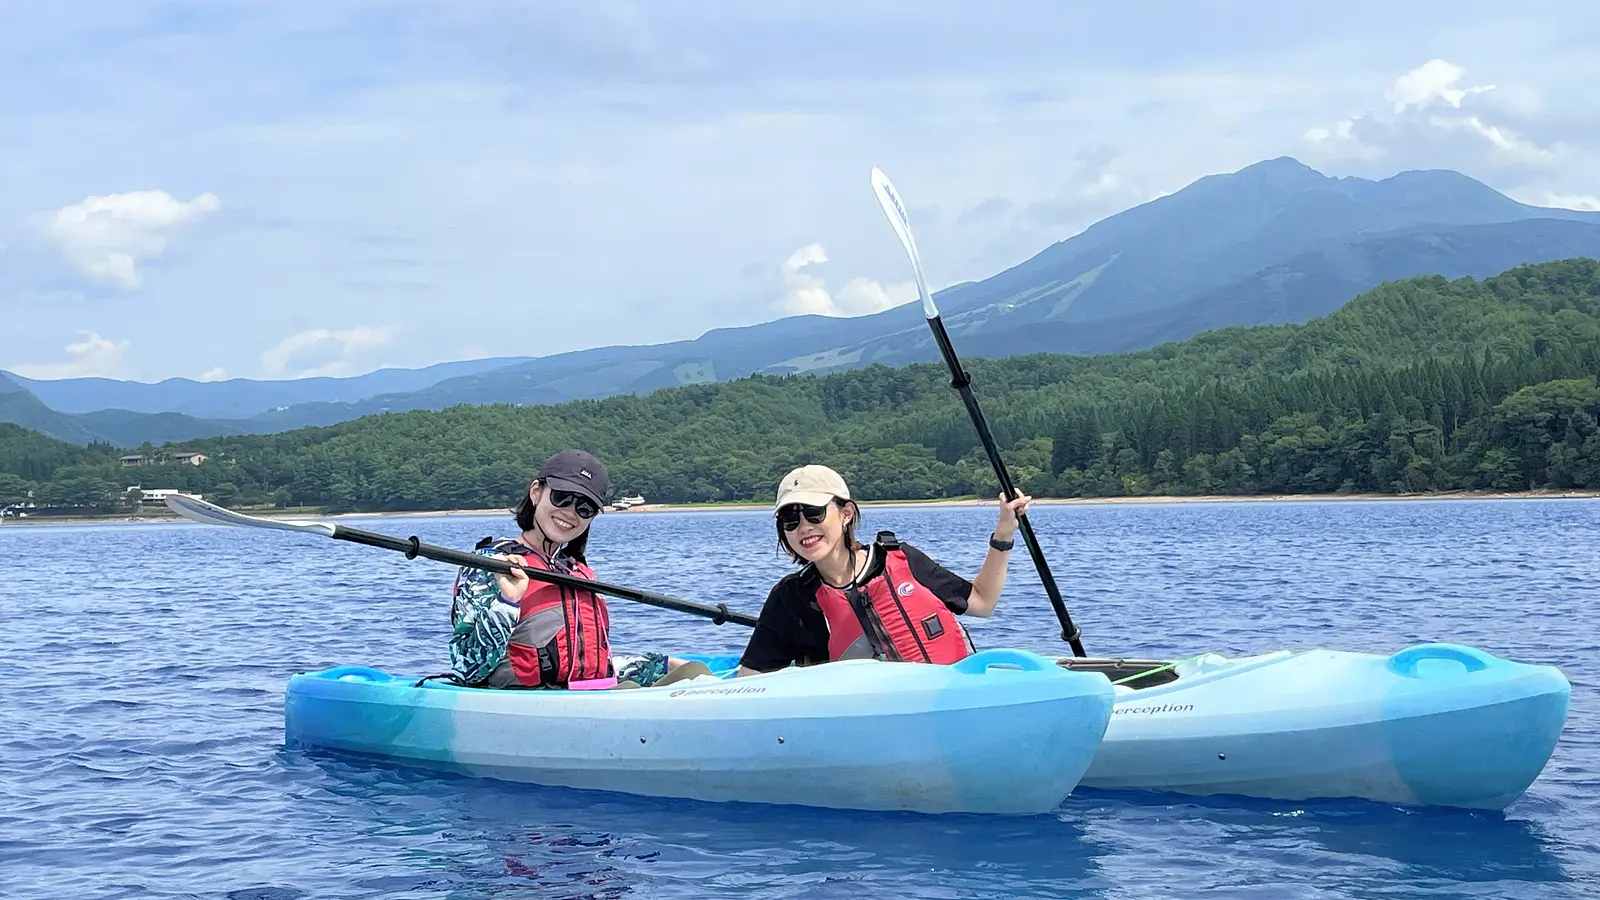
[1073,642,1571,810]
[283,647,1115,816]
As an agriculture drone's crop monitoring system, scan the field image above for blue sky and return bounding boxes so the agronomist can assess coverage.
[3,1,1598,382]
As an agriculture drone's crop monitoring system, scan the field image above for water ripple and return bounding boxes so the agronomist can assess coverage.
[1,498,1595,899]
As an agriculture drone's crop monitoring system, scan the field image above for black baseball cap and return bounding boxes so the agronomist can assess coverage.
[539,449,610,506]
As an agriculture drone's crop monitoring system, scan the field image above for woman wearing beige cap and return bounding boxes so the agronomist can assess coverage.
[737,464,1030,675]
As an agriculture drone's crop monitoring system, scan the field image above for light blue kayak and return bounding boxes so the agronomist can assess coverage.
[1068,642,1571,810]
[676,641,1569,811]
[284,647,1116,816]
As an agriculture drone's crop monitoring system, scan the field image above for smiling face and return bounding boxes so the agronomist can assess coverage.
[779,500,853,565]
[530,482,593,545]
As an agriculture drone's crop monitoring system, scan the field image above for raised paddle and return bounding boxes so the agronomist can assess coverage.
[869,166,1087,657]
[163,493,759,628]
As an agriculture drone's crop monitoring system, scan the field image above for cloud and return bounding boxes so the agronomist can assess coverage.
[259,325,394,378]
[779,244,915,317]
[1081,172,1124,197]
[1428,113,1548,161]
[40,190,221,289]
[8,332,130,379]
[835,277,917,314]
[196,367,228,382]
[1386,59,1495,113]
[1304,118,1383,160]
[1539,192,1600,211]
[1305,59,1553,166]
[780,244,833,316]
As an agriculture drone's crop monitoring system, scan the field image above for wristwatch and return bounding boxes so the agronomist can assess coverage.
[989,532,1014,551]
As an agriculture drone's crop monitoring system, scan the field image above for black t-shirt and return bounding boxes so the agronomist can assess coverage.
[738,541,974,673]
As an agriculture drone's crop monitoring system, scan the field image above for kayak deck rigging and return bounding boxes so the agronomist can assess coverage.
[1055,657,1182,689]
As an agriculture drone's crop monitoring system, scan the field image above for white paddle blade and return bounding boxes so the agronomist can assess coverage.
[870,166,939,319]
[165,493,337,538]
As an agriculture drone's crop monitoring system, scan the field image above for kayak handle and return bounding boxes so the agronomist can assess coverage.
[319,665,400,683]
[1386,643,1494,678]
[953,648,1050,674]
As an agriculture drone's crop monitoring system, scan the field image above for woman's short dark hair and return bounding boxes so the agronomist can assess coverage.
[513,479,590,563]
[775,497,859,565]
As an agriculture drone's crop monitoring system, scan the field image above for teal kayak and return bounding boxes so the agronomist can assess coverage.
[673,641,1569,811]
[1065,642,1571,810]
[284,647,1116,816]
[286,639,1567,813]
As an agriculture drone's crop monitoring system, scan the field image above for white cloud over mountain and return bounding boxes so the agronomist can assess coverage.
[779,244,915,318]
[9,331,131,379]
[40,190,220,289]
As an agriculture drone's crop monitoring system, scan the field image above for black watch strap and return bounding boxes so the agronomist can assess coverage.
[989,532,1014,551]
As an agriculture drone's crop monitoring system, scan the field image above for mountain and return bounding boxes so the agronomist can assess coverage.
[5,356,535,418]
[10,258,1596,509]
[225,160,1600,429]
[9,157,1600,446]
[918,217,1600,359]
[0,372,108,445]
[0,371,255,446]
[70,409,253,448]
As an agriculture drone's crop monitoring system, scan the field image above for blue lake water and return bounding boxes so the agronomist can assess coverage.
[1,498,1595,899]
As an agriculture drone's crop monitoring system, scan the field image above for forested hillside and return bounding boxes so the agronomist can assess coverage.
[4,260,1598,515]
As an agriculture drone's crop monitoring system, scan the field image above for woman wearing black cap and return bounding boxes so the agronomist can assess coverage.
[446,449,620,690]
[445,449,710,691]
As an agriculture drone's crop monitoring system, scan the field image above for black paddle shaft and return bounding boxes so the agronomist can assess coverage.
[926,315,1087,656]
[329,524,759,628]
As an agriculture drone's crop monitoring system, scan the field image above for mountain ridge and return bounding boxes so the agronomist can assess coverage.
[4,356,537,419]
[7,257,1596,510]
[8,156,1600,446]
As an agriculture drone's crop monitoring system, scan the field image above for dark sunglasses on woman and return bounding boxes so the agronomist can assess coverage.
[777,502,831,531]
[547,488,600,519]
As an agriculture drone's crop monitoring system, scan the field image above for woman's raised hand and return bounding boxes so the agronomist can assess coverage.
[995,492,1032,540]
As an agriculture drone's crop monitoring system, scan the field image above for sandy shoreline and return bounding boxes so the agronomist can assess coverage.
[4,488,1595,528]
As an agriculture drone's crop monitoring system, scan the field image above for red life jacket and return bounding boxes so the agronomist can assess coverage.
[483,538,612,687]
[812,532,974,665]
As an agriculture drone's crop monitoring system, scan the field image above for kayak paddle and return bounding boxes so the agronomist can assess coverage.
[869,166,1087,657]
[162,493,760,628]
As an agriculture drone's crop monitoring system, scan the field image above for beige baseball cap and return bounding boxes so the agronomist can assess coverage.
[774,464,851,512]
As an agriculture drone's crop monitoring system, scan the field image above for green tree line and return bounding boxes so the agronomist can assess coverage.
[4,259,1599,515]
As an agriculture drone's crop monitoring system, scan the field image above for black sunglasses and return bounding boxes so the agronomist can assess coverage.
[547,488,600,519]
[777,502,830,531]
